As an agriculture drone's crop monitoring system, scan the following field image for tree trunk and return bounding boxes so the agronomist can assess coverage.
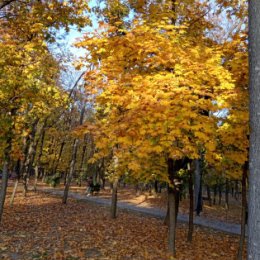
[206,185,212,206]
[164,198,170,226]
[218,184,222,206]
[213,185,217,205]
[225,179,229,210]
[168,190,176,257]
[237,162,247,260]
[78,135,88,186]
[187,170,194,242]
[22,118,39,196]
[110,179,118,219]
[194,159,203,216]
[52,141,65,175]
[154,180,158,193]
[34,125,46,191]
[235,181,239,201]
[248,2,260,258]
[10,179,19,207]
[0,159,10,223]
[167,158,177,257]
[62,139,79,204]
[0,109,15,223]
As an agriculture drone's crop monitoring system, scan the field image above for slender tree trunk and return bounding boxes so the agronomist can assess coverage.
[194,158,203,216]
[62,139,79,204]
[154,180,158,193]
[167,158,177,257]
[237,163,248,260]
[52,141,65,175]
[0,109,15,223]
[9,159,21,206]
[168,190,176,256]
[10,179,19,207]
[187,170,194,242]
[248,2,260,259]
[206,185,212,206]
[164,192,170,226]
[34,124,46,191]
[110,179,118,219]
[225,179,229,210]
[0,160,10,223]
[22,118,39,196]
[78,135,87,186]
[218,184,222,206]
[213,185,217,205]
[235,181,239,201]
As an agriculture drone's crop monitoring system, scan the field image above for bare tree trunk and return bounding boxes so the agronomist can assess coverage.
[225,179,229,210]
[10,179,19,207]
[248,1,260,259]
[9,159,21,206]
[168,191,176,256]
[218,184,222,206]
[235,181,239,201]
[0,160,10,223]
[167,158,177,257]
[110,179,118,219]
[52,141,65,175]
[34,123,46,191]
[213,185,217,205]
[0,109,15,223]
[237,162,247,260]
[187,170,194,242]
[22,118,39,196]
[62,139,79,204]
[206,185,212,206]
[164,199,170,226]
[78,136,87,187]
[194,158,203,216]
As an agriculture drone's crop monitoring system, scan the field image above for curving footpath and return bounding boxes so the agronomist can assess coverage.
[38,187,242,236]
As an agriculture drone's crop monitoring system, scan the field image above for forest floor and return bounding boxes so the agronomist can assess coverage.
[37,182,242,225]
[0,186,246,260]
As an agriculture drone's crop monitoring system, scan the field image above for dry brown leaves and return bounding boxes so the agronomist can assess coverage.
[39,182,242,224]
[0,187,245,260]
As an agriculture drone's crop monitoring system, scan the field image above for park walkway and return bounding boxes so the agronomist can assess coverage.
[38,187,242,236]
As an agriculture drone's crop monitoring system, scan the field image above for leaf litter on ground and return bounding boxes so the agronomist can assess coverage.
[0,189,246,260]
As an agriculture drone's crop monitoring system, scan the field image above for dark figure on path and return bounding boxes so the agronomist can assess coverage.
[86,177,94,196]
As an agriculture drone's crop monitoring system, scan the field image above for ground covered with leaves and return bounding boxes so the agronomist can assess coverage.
[40,182,242,224]
[0,188,245,260]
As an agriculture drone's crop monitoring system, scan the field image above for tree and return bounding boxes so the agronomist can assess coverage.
[0,0,90,223]
[248,0,260,259]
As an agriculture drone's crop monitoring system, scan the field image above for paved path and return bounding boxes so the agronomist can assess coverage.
[38,187,242,235]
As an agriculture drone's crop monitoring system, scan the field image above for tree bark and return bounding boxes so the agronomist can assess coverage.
[248,2,260,258]
[62,139,79,204]
[34,122,46,191]
[110,179,118,219]
[206,185,212,206]
[0,108,15,223]
[225,179,229,210]
[10,179,19,207]
[52,141,65,175]
[168,190,176,256]
[187,170,194,242]
[167,158,177,257]
[10,159,21,206]
[194,158,203,216]
[78,137,87,186]
[218,184,222,206]
[237,162,247,260]
[22,118,39,196]
[213,185,217,205]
